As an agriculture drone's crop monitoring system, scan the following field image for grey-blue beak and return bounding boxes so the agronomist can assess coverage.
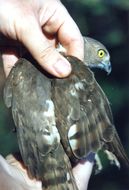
[88,61,112,74]
[97,61,112,74]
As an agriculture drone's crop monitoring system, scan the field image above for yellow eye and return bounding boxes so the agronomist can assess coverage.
[98,49,105,58]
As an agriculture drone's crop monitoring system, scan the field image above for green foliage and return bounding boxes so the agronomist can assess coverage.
[64,0,129,10]
[0,100,18,156]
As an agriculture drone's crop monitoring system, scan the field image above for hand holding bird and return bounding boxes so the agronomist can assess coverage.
[3,37,129,190]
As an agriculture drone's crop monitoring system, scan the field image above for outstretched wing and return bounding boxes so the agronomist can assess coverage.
[52,56,129,166]
[4,58,78,190]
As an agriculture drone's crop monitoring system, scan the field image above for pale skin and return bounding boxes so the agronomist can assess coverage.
[0,0,93,189]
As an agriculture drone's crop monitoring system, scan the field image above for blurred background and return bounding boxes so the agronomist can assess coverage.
[0,0,129,189]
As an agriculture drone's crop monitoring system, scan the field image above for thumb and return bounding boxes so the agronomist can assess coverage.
[19,20,71,78]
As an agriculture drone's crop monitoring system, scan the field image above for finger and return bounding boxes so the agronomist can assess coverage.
[17,17,71,78]
[73,161,93,190]
[0,155,23,190]
[42,2,84,61]
[0,34,24,77]
[0,155,33,190]
[6,154,42,189]
[72,153,95,190]
[57,12,84,61]
[2,52,19,77]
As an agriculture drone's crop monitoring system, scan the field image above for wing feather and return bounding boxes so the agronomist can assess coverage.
[4,55,129,189]
[52,56,128,166]
[4,58,78,190]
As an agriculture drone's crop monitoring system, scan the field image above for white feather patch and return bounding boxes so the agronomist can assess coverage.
[75,82,84,90]
[44,100,55,117]
[68,124,78,150]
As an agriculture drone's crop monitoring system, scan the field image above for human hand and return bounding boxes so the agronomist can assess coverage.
[0,0,84,77]
[0,1,92,189]
[0,154,93,190]
[0,154,42,190]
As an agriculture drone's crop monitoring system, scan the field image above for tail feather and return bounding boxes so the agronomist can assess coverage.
[111,132,129,167]
[39,144,79,190]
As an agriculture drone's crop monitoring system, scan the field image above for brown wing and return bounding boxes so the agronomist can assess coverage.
[52,56,129,166]
[4,58,78,190]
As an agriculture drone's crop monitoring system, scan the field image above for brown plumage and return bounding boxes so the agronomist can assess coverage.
[3,38,129,189]
[52,56,129,167]
[4,57,78,190]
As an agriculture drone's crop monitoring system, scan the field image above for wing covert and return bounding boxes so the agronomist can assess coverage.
[53,56,115,162]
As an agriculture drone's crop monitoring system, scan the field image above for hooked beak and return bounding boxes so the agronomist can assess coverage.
[98,61,112,74]
[88,61,112,74]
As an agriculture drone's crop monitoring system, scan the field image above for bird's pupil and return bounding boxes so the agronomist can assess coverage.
[98,50,105,58]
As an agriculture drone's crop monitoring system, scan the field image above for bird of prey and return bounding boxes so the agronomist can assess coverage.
[57,37,111,74]
[4,37,129,190]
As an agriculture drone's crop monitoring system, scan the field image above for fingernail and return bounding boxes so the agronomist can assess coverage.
[53,59,71,77]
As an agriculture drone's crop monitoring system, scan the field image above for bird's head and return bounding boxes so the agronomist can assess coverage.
[84,37,111,74]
